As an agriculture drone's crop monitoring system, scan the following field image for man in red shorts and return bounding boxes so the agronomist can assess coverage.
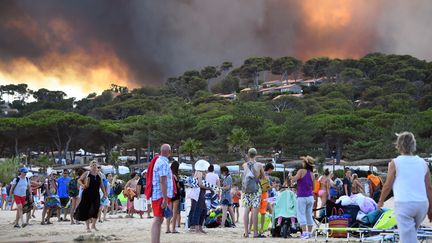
[10,167,32,228]
[151,144,174,243]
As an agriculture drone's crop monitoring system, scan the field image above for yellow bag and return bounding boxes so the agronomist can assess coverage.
[260,178,271,193]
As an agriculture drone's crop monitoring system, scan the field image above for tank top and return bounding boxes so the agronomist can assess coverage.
[297,170,313,197]
[393,155,427,202]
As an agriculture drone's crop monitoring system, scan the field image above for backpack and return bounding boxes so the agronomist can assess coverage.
[12,177,29,194]
[242,162,259,194]
[113,182,123,196]
[68,178,79,197]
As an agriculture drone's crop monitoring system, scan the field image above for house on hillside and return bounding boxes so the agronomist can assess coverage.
[280,84,302,94]
[301,78,325,87]
[214,93,236,101]
[259,84,302,96]
[0,104,19,116]
[261,80,283,88]
[272,94,303,100]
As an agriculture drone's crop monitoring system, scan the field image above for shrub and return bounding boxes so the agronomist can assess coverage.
[0,158,20,184]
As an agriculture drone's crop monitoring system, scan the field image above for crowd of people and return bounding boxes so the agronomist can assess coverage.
[1,132,432,242]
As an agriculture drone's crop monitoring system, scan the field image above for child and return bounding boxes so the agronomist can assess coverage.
[1,182,7,210]
[231,186,241,223]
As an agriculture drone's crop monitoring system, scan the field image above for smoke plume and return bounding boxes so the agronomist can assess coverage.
[0,0,431,97]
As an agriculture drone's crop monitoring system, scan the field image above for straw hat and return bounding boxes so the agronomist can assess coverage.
[300,155,315,166]
[194,159,210,171]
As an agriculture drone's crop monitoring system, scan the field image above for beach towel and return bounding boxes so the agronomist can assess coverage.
[145,155,159,200]
[274,190,297,218]
[187,177,218,191]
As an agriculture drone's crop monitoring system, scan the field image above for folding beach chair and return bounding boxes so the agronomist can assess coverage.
[314,209,398,242]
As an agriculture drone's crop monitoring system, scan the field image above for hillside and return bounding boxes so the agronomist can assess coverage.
[0,53,432,164]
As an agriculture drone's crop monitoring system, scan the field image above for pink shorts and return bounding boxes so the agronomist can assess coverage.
[318,189,326,197]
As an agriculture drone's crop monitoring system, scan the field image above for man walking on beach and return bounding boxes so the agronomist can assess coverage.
[57,169,71,221]
[151,144,174,243]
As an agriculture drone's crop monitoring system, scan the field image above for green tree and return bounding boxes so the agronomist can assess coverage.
[228,128,251,160]
[310,113,365,164]
[180,138,202,161]
[271,56,302,80]
[303,57,331,79]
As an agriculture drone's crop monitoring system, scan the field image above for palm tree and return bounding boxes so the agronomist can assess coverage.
[180,138,202,162]
[227,128,250,160]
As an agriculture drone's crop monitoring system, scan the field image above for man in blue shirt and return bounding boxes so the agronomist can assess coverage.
[57,169,71,221]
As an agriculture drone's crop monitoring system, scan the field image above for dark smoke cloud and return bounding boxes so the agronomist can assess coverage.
[0,0,431,86]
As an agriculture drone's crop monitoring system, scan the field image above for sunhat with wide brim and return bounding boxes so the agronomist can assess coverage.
[194,159,210,171]
[300,155,315,166]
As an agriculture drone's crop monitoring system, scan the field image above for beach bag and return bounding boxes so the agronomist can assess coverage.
[113,182,123,196]
[328,208,349,238]
[23,191,33,214]
[260,177,271,193]
[242,162,258,194]
[251,213,271,232]
[133,195,148,212]
[68,178,79,197]
[45,195,61,208]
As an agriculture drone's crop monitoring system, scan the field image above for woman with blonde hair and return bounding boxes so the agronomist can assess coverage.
[378,132,432,243]
[74,161,107,232]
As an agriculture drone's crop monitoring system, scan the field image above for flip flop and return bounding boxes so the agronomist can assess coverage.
[253,234,266,238]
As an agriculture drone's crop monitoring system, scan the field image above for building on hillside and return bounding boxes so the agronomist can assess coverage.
[272,93,304,100]
[214,93,237,101]
[259,84,302,96]
[280,84,302,94]
[0,104,19,116]
[301,78,325,87]
[261,80,283,88]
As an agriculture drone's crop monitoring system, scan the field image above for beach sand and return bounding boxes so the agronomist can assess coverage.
[0,198,430,243]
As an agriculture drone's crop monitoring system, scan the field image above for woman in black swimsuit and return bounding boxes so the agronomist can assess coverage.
[74,161,107,232]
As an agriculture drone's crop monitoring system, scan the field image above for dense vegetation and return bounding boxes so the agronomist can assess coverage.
[1,53,432,165]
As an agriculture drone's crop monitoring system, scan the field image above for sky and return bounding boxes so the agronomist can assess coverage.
[1,0,432,99]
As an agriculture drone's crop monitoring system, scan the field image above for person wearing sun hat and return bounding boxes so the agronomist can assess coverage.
[10,167,32,228]
[188,159,213,234]
[291,155,315,239]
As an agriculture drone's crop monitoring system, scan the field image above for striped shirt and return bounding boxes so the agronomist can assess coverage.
[151,156,173,200]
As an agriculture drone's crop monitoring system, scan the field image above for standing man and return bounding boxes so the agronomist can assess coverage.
[151,144,174,243]
[10,167,32,228]
[242,148,265,238]
[57,169,71,221]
